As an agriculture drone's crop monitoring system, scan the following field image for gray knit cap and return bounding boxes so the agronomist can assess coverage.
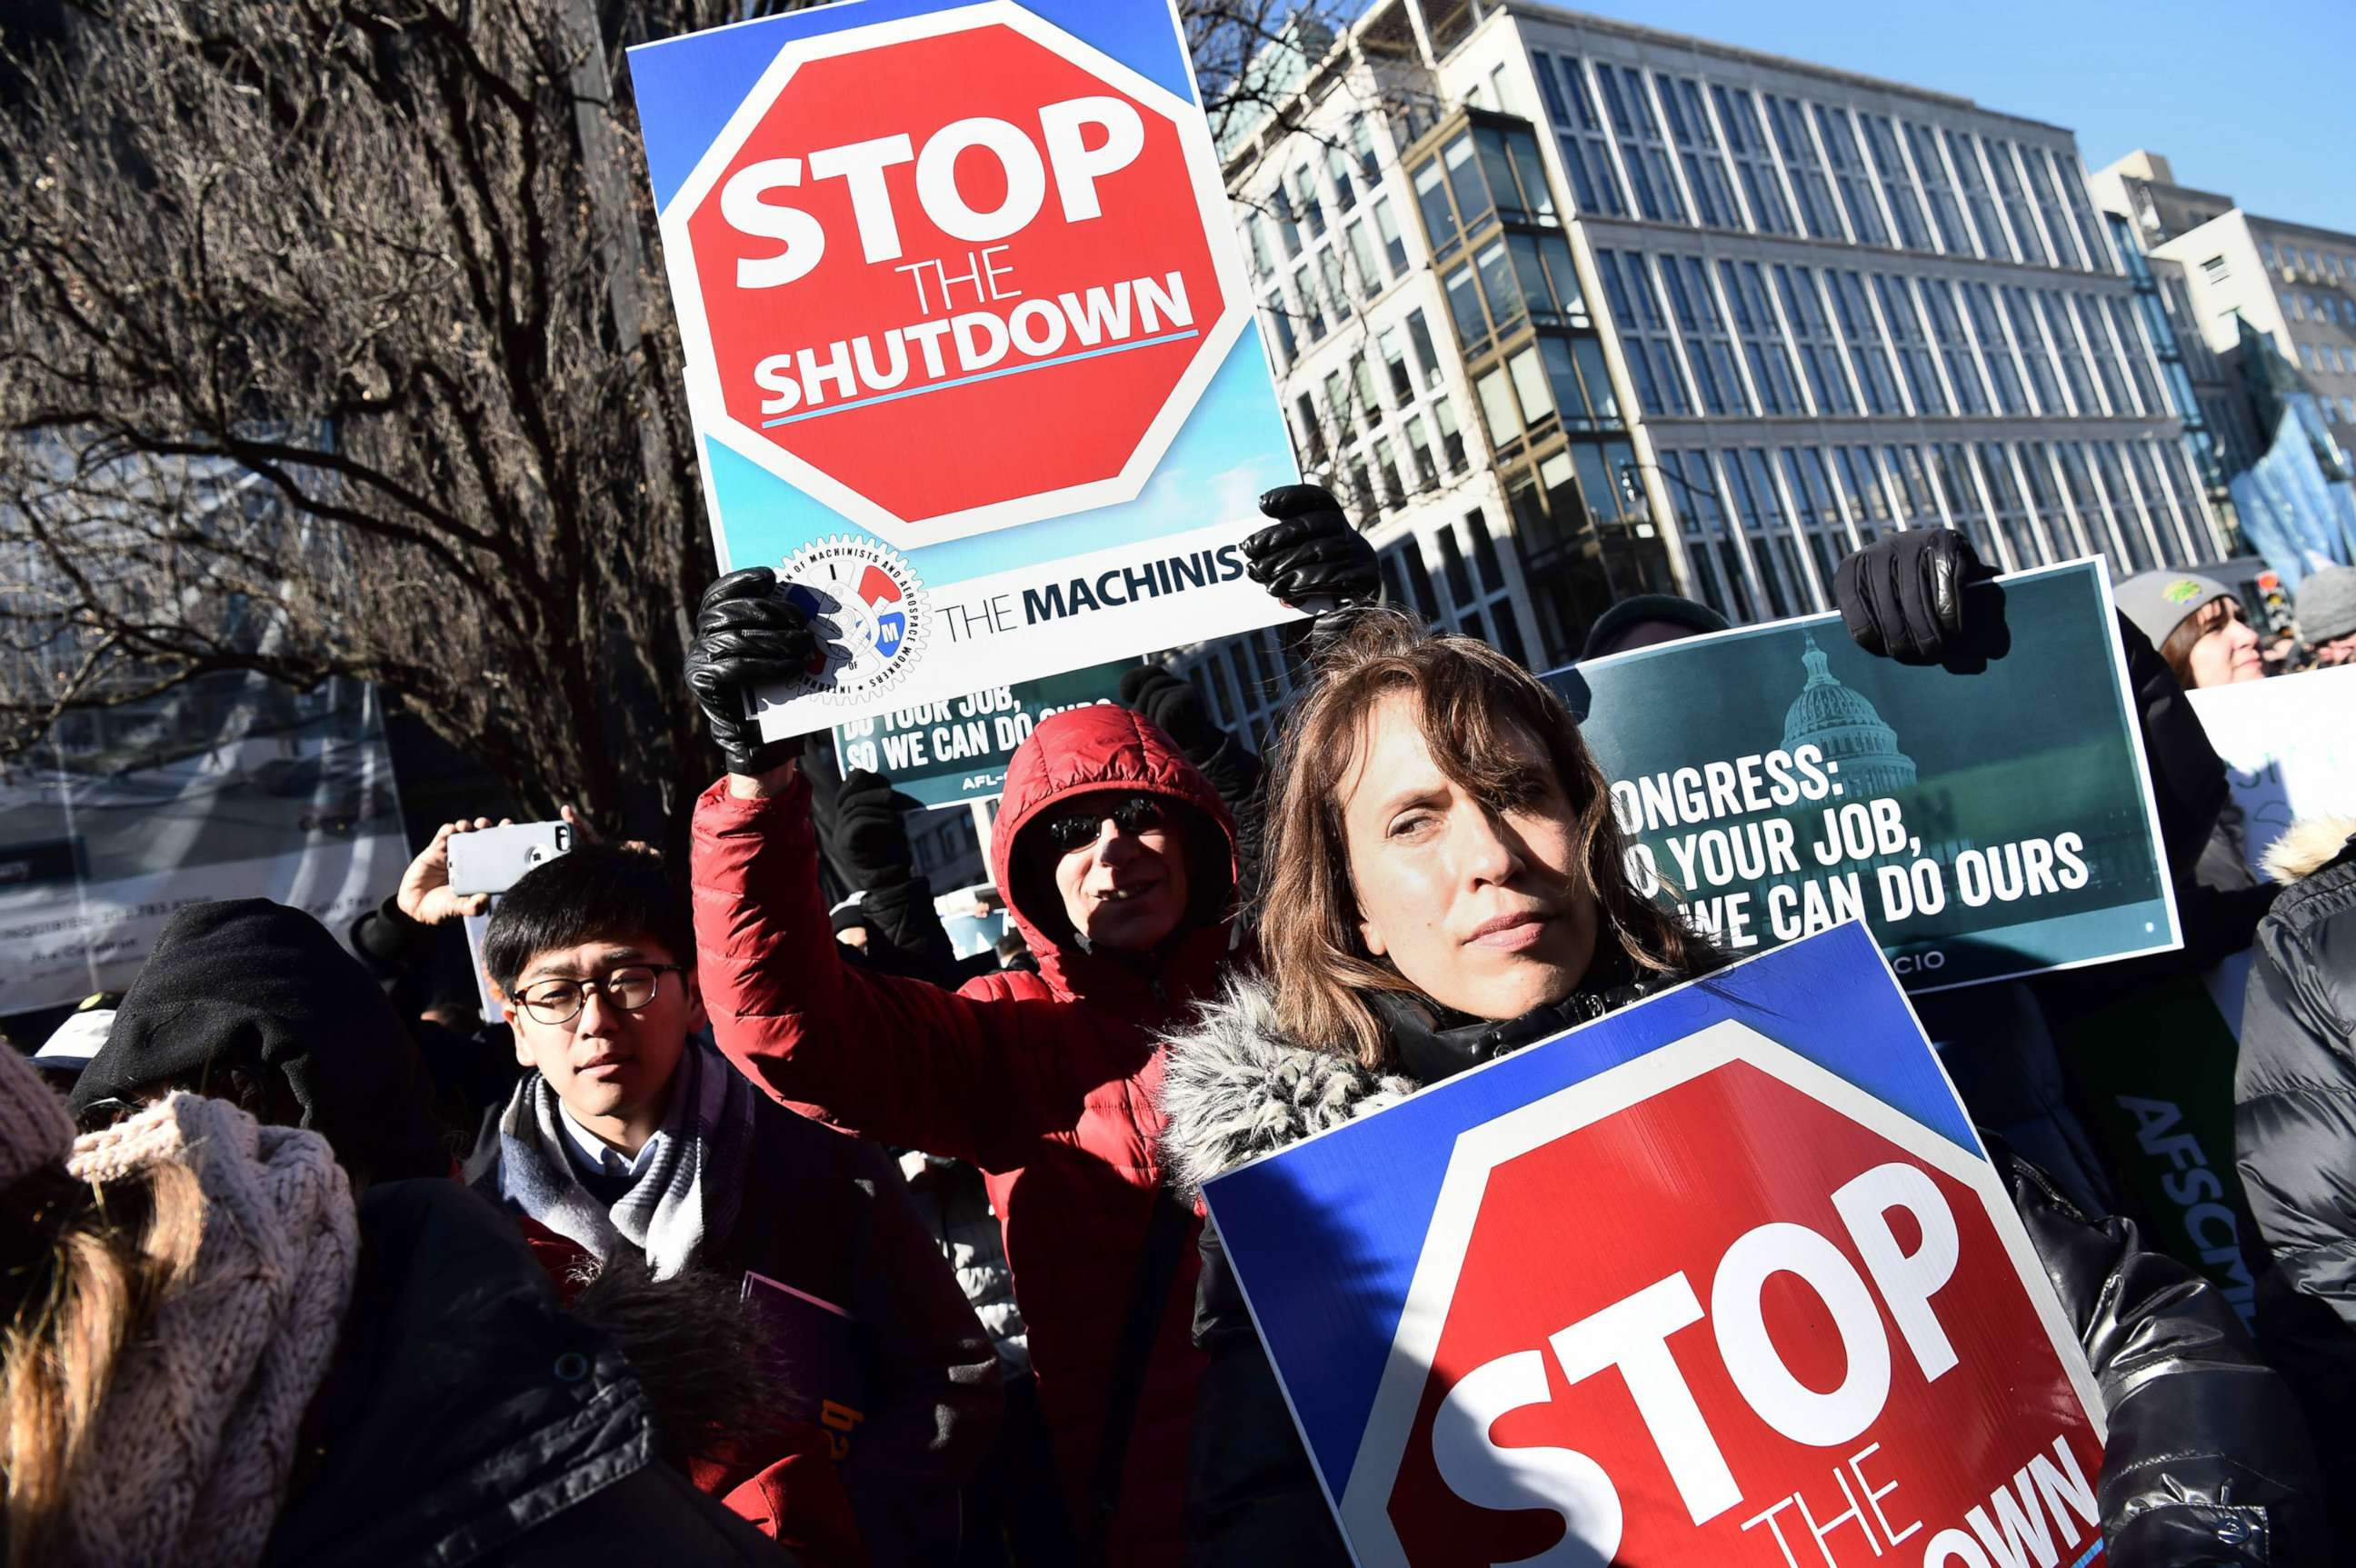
[2295,565,2356,645]
[2115,570,2233,651]
[0,1042,78,1190]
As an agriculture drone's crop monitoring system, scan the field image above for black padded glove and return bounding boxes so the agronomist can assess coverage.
[1833,528,1987,665]
[684,567,817,774]
[1242,484,1380,614]
[831,768,923,881]
[1119,665,1225,762]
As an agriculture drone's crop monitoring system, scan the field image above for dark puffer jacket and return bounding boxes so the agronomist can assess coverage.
[2234,815,2356,1533]
[692,706,1243,1567]
[264,1180,788,1566]
[1162,972,2322,1568]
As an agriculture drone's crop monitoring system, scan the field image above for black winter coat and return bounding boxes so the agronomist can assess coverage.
[265,1179,788,1566]
[1160,973,2322,1568]
[2234,816,2356,1534]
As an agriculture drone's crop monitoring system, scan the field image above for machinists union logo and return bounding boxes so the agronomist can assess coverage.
[777,534,926,703]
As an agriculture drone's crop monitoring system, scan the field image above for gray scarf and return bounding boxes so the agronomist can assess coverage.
[495,1037,755,1279]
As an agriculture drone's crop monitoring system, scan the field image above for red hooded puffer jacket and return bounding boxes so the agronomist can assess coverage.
[691,704,1238,1568]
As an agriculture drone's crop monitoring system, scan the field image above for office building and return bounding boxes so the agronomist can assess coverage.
[1178,0,2226,733]
[2092,152,2356,457]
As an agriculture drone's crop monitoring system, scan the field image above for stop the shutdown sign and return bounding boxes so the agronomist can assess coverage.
[1202,924,2109,1568]
[658,1,1246,544]
[632,0,1294,736]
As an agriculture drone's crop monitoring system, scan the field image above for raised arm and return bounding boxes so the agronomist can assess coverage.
[684,569,1031,1163]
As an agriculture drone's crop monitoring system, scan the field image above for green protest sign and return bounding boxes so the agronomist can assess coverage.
[1546,561,2179,991]
[832,658,1135,808]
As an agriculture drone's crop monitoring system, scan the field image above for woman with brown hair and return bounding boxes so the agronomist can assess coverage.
[1158,607,2317,1567]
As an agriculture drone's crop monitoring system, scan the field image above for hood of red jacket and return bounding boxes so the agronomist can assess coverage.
[990,704,1237,991]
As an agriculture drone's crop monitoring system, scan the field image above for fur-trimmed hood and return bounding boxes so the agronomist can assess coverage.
[1157,974,1418,1199]
[2263,816,2356,884]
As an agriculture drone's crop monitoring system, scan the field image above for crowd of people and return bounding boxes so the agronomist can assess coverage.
[4,486,2353,1565]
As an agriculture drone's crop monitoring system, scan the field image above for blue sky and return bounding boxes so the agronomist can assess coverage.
[1487,0,2356,235]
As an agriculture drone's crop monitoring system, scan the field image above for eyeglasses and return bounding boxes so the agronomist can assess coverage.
[1039,794,1168,856]
[514,964,683,1027]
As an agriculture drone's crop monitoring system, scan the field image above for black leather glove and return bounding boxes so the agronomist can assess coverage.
[684,567,817,774]
[1833,528,1986,665]
[831,768,923,881]
[1119,665,1225,762]
[1242,484,1380,613]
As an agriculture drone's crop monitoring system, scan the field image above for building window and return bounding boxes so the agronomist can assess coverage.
[1719,259,1801,414]
[1379,327,1414,405]
[1406,308,1445,389]
[2105,295,2161,414]
[2074,295,2130,414]
[1963,282,2028,415]
[1290,165,1326,242]
[1324,368,1353,439]
[1263,293,1296,368]
[1318,248,1353,324]
[1373,195,1408,274]
[1272,180,1303,259]
[1403,413,1440,489]
[1905,123,1970,254]
[1505,343,1557,434]
[2015,145,2082,270]
[1919,278,1988,414]
[1775,264,1854,415]
[1660,253,1747,415]
[1434,396,1467,471]
[1722,447,1807,615]
[1372,438,1404,509]
[1829,269,1902,414]
[1812,104,1888,246]
[1764,95,1841,241]
[2002,285,2064,413]
[1352,115,1382,184]
[1444,260,1489,350]
[1984,141,2047,267]
[1655,73,1739,229]
[2058,165,2111,274]
[1597,64,1685,224]
[1834,444,1894,537]
[1244,214,1273,279]
[2039,290,2097,414]
[1293,391,1325,464]
[1350,352,1383,426]
[1324,142,1358,215]
[1860,114,1932,250]
[1509,230,1589,326]
[1874,275,1946,414]
[1413,159,1459,259]
[1347,219,1385,298]
[1474,365,1522,447]
[1594,248,1692,416]
[1782,445,1856,578]
[1293,265,1326,342]
[1534,53,1629,217]
[1539,335,1615,431]
[1944,129,2006,260]
[1713,84,1793,235]
[1660,449,1754,621]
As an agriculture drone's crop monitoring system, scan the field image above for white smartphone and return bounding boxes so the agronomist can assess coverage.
[445,821,573,895]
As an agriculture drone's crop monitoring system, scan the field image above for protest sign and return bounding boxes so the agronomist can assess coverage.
[0,674,406,1014]
[832,657,1133,807]
[630,0,1297,737]
[2187,663,2356,876]
[1546,560,2178,991]
[1203,924,2104,1567]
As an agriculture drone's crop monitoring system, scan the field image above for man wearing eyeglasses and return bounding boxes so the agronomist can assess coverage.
[684,486,1382,1568]
[467,842,1000,1566]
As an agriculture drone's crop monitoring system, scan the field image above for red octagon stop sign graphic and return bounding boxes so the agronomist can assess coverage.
[659,3,1247,546]
[1336,1022,2105,1567]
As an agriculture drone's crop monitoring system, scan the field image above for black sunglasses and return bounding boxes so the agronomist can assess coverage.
[1040,794,1169,856]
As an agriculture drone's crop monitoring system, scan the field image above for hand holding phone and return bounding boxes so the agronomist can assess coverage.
[445,821,574,896]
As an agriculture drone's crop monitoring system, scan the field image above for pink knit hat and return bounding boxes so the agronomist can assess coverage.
[57,1094,360,1565]
[0,1040,76,1190]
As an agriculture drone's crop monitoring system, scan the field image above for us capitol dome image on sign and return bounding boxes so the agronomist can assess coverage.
[1782,631,1918,802]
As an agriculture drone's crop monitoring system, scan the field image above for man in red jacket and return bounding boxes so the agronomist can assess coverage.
[684,488,1377,1564]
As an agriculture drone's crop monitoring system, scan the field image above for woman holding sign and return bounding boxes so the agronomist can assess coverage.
[1159,608,2318,1567]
